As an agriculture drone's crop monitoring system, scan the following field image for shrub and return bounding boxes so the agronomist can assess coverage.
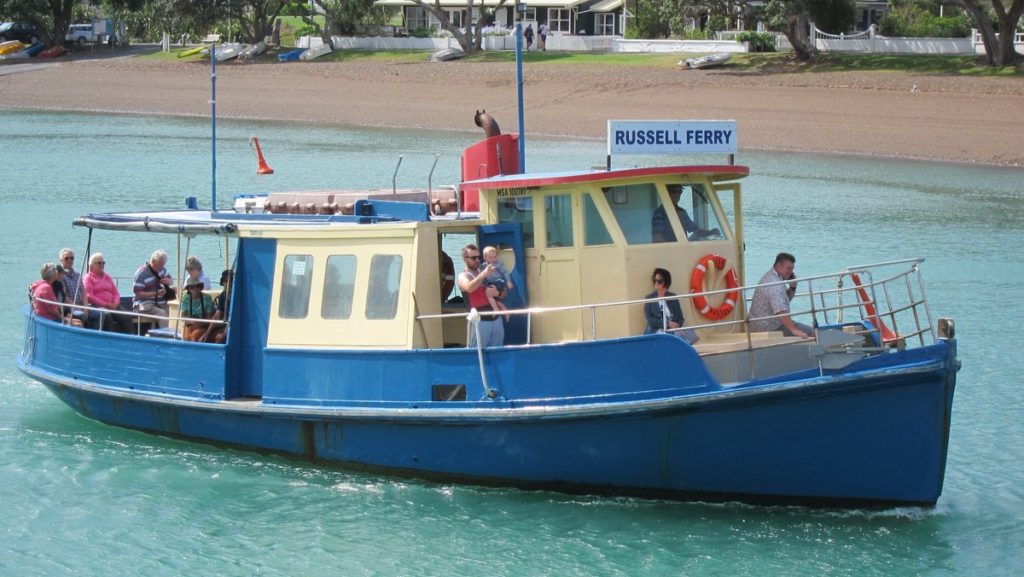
[879,5,972,38]
[736,31,776,52]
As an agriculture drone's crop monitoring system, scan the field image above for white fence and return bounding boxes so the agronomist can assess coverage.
[329,35,745,54]
[812,24,1024,55]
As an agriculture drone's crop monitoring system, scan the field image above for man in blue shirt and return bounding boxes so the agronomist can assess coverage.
[132,249,173,328]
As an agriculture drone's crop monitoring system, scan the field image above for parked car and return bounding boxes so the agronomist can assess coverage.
[0,21,41,45]
[65,24,96,44]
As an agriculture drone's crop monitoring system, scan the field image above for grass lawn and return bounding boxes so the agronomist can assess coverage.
[151,44,1023,77]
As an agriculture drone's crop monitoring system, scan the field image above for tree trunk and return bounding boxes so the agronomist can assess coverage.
[784,12,816,60]
[951,0,1023,67]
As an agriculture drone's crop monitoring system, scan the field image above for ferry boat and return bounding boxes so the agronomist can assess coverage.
[18,114,958,507]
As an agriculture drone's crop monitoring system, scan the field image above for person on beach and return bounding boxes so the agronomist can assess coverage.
[481,246,514,321]
[524,24,534,51]
[747,252,813,338]
[539,22,549,51]
[457,244,504,348]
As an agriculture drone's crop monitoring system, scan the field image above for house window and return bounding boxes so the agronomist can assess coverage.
[524,7,537,21]
[279,255,313,319]
[548,8,571,33]
[446,9,467,28]
[406,8,428,31]
[366,254,403,320]
[595,13,616,36]
[321,255,357,320]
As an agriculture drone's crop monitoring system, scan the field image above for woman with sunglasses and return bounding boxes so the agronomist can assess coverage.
[643,268,697,344]
[83,252,131,332]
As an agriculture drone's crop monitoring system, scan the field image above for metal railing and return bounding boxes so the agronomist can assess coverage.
[420,258,935,350]
[27,296,227,341]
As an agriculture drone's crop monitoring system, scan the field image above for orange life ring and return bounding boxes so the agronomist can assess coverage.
[690,254,740,321]
[440,251,455,301]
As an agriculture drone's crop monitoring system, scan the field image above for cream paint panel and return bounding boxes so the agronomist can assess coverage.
[411,232,443,349]
[268,238,413,348]
[579,245,631,339]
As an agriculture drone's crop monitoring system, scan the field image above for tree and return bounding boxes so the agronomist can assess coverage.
[759,0,855,60]
[943,0,1024,66]
[315,0,387,38]
[402,0,510,54]
[0,0,74,45]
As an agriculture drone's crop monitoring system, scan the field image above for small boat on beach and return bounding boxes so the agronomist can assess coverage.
[278,48,304,62]
[299,44,332,60]
[678,52,731,69]
[430,48,464,62]
[0,40,24,55]
[37,45,66,58]
[238,41,266,61]
[215,43,247,62]
[19,112,959,508]
[177,45,207,58]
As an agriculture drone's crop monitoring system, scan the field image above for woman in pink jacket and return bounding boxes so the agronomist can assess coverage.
[83,253,130,332]
[30,263,63,321]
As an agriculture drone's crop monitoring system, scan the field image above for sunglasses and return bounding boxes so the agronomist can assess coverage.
[653,278,666,284]
[63,256,75,261]
[95,261,106,265]
[467,255,480,260]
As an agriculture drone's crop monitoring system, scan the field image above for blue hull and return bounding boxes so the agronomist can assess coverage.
[19,326,956,507]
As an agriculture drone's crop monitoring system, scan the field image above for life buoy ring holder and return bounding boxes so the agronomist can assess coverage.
[690,254,740,321]
[440,251,455,301]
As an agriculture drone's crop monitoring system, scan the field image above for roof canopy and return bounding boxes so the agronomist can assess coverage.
[585,0,623,11]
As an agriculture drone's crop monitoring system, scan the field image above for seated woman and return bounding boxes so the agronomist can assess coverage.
[179,276,214,341]
[83,253,133,333]
[185,255,212,289]
[643,267,698,344]
[30,262,64,322]
[198,270,232,344]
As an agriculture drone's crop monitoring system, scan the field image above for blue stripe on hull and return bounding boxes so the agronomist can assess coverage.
[25,342,956,507]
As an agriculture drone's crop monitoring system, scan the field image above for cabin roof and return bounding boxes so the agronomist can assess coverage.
[461,165,749,190]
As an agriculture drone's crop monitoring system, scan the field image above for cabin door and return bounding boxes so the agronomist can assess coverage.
[535,193,583,343]
[478,223,528,345]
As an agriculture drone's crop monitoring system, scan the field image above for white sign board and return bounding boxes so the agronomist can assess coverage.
[607,120,737,155]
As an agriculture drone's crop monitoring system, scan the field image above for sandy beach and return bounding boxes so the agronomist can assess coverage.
[2,53,1023,166]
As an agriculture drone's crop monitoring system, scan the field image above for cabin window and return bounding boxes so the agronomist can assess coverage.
[583,193,613,246]
[279,255,314,319]
[602,183,658,245]
[545,194,574,248]
[650,183,727,243]
[322,255,357,320]
[498,198,535,249]
[366,254,403,320]
[686,184,726,241]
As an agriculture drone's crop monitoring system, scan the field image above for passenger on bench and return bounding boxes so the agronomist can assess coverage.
[132,249,174,328]
[83,252,132,333]
[180,275,215,342]
[643,267,698,344]
[198,270,232,344]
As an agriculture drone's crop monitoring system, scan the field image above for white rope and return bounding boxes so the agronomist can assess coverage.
[468,308,495,399]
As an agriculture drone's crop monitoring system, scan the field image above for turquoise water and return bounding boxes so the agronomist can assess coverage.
[2,110,1022,576]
